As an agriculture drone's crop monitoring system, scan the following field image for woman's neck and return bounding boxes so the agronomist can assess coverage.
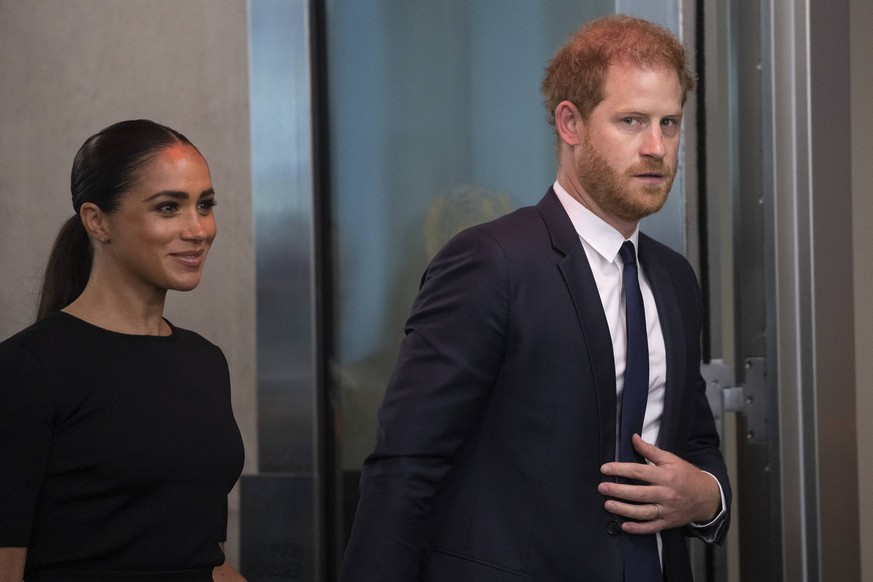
[62,282,170,336]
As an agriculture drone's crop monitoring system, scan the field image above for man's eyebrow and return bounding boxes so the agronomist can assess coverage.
[615,110,684,118]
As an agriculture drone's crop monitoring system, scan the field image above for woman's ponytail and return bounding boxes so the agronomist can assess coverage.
[36,215,92,321]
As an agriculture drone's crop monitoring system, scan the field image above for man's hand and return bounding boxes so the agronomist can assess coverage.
[597,434,721,534]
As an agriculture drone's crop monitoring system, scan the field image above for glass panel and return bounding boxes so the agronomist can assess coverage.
[326,0,615,541]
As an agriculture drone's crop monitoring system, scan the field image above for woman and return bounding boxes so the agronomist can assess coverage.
[0,120,246,581]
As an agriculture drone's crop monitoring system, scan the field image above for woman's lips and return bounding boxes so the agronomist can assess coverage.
[170,250,206,267]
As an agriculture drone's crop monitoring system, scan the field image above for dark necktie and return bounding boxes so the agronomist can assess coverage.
[618,240,661,581]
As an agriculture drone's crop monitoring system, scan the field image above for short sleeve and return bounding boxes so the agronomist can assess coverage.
[0,339,55,545]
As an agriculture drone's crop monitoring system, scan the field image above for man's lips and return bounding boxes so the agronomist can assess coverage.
[633,172,666,183]
[630,163,668,179]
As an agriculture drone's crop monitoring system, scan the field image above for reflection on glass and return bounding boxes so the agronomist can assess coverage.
[327,0,614,539]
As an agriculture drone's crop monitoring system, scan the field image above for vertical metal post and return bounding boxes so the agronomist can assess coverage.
[767,0,858,579]
[242,1,321,580]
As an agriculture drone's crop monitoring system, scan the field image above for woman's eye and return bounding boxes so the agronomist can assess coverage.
[198,199,217,213]
[156,202,178,213]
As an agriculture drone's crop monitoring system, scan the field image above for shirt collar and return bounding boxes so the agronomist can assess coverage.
[552,180,639,264]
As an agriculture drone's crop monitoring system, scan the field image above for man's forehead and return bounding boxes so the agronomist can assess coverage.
[599,62,683,107]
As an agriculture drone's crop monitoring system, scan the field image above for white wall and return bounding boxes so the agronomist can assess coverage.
[851,0,873,578]
[0,0,256,565]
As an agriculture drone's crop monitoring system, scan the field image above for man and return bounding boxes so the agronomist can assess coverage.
[340,14,730,582]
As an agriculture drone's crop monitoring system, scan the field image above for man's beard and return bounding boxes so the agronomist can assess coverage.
[575,134,675,223]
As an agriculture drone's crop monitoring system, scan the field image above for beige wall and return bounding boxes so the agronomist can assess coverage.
[852,0,873,578]
[0,0,256,565]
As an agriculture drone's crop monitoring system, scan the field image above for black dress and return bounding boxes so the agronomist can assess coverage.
[0,312,245,581]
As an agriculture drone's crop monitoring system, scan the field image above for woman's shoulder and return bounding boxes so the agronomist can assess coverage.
[164,321,216,346]
[0,312,80,385]
[0,311,77,355]
[164,321,228,360]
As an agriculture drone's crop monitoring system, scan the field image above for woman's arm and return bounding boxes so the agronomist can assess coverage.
[212,543,246,582]
[0,547,26,581]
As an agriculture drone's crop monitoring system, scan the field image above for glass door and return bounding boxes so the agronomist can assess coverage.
[324,0,696,577]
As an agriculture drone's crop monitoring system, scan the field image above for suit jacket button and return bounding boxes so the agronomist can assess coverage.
[606,520,622,535]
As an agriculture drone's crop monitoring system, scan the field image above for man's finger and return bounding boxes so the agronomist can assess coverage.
[631,433,679,465]
[600,460,653,482]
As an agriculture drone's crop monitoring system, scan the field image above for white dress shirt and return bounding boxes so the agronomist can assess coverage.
[553,180,727,540]
[553,181,667,448]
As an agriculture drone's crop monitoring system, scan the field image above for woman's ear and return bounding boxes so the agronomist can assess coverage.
[79,202,110,243]
[555,100,584,147]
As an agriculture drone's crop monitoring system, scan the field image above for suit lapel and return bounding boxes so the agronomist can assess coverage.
[537,190,617,464]
[638,235,686,450]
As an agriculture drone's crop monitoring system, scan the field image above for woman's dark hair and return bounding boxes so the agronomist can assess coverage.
[36,119,195,321]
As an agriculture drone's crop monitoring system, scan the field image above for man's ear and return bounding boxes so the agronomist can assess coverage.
[79,202,110,243]
[555,100,584,147]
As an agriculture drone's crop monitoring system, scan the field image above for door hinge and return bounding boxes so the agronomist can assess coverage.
[702,357,769,444]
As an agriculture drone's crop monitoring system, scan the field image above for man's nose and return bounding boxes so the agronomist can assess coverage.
[640,127,666,159]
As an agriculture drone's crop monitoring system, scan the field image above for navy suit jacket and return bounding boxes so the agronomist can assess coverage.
[340,189,730,582]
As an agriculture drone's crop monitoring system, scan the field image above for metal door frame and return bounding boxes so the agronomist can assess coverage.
[702,0,860,580]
